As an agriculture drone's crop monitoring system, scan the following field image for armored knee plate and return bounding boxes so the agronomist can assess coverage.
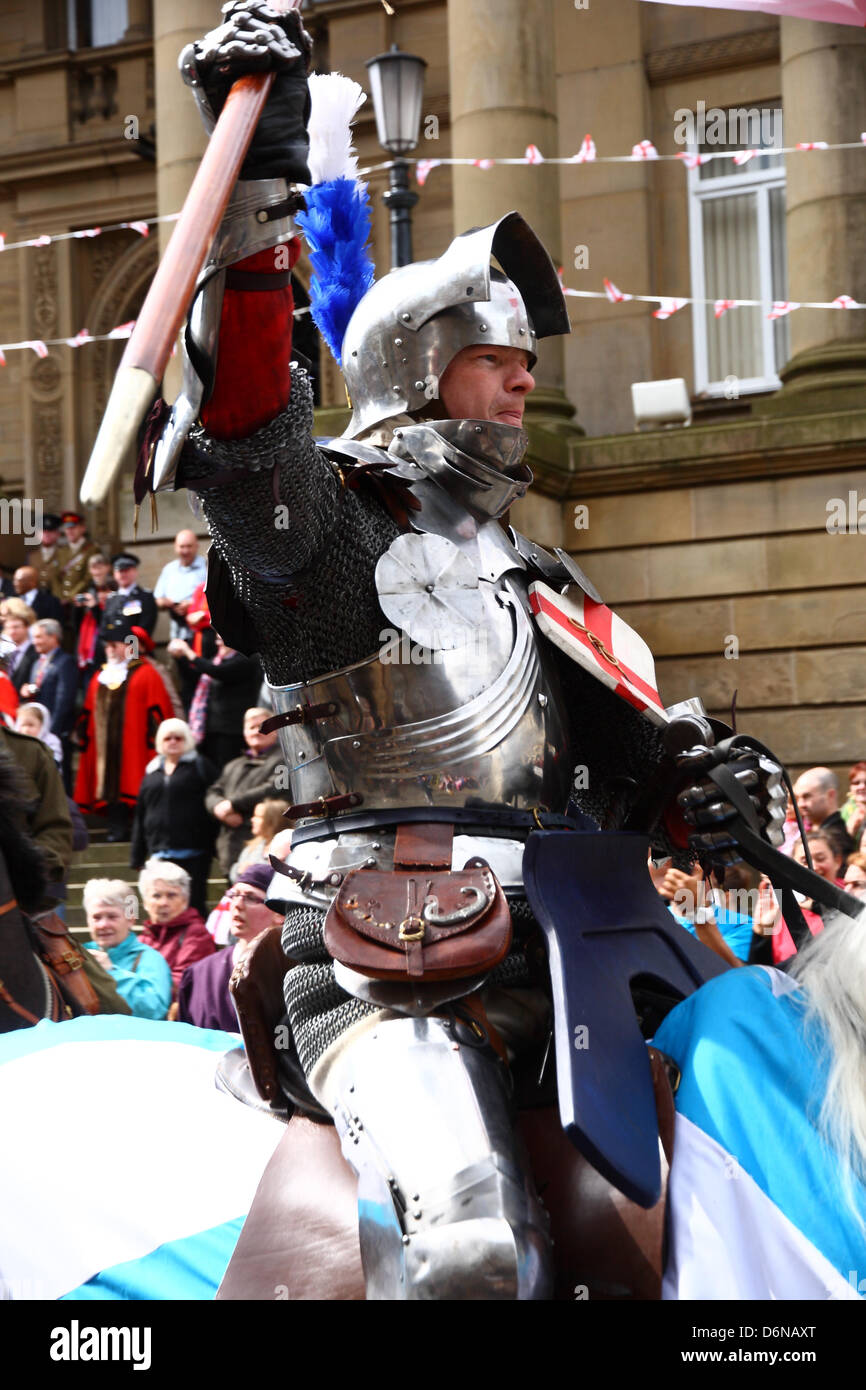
[312,1014,552,1300]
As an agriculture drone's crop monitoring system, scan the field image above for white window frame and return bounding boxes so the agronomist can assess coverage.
[688,147,787,398]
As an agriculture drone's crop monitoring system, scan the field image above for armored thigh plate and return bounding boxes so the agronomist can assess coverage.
[316,1015,553,1300]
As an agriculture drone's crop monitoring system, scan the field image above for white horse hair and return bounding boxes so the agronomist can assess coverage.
[788,903,866,1223]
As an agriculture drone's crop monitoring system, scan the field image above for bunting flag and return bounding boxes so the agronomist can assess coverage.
[653,297,687,320]
[655,966,865,1300]
[639,0,866,25]
[0,1016,283,1301]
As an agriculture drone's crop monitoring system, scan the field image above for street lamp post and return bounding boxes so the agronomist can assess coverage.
[366,44,427,269]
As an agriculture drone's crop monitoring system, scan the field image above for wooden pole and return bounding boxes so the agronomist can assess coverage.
[80,0,300,506]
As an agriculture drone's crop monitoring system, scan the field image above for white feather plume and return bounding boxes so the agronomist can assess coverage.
[305,73,367,185]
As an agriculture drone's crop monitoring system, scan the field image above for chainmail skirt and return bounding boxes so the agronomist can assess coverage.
[282,898,539,1077]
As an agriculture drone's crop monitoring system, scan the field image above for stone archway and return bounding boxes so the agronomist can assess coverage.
[80,230,159,546]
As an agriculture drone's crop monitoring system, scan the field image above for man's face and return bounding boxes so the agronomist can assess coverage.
[89,559,110,586]
[13,568,37,595]
[114,565,137,588]
[438,345,535,428]
[244,711,277,754]
[793,772,834,826]
[104,640,127,663]
[64,522,86,544]
[31,626,57,655]
[41,528,59,548]
[3,617,28,646]
[175,531,198,566]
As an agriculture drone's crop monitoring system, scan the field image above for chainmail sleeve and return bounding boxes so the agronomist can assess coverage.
[182,366,402,686]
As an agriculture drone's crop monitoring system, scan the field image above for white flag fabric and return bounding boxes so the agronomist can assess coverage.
[655,966,866,1300]
[0,1017,283,1300]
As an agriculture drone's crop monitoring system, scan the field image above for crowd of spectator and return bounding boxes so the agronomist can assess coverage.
[650,763,866,970]
[1,517,292,1032]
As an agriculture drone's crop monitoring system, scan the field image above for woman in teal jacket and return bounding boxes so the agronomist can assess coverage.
[83,879,171,1020]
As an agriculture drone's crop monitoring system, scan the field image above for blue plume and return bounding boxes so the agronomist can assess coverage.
[296,178,376,365]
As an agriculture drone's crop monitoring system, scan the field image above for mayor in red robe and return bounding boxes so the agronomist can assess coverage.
[75,620,175,839]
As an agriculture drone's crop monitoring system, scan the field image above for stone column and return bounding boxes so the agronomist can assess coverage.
[152,0,215,396]
[447,0,578,436]
[760,19,866,414]
[125,0,154,42]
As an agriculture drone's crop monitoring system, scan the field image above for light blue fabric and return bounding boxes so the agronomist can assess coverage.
[84,932,172,1020]
[655,966,866,1292]
[60,1218,245,1301]
[672,906,754,961]
[152,555,207,638]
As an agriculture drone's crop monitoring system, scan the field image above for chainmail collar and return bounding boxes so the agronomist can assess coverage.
[384,419,532,522]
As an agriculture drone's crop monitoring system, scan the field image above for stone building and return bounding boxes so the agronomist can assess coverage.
[0,0,864,781]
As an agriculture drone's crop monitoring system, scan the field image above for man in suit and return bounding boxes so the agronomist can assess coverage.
[12,566,63,623]
[102,553,157,637]
[2,611,37,692]
[19,618,79,786]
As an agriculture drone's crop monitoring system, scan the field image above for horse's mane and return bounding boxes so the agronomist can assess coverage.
[789,909,866,1225]
[0,746,48,912]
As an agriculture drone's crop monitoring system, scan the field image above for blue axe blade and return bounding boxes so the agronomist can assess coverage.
[522,830,729,1208]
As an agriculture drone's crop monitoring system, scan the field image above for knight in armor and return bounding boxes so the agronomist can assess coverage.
[154,3,788,1300]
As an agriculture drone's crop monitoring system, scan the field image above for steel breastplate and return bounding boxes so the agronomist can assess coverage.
[269,568,572,824]
[268,422,574,830]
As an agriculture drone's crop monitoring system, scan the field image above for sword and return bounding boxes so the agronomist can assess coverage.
[80,0,301,507]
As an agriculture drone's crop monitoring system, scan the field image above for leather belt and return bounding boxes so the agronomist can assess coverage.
[291,805,589,846]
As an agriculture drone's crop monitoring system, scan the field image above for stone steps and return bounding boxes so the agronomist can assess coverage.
[65,829,228,940]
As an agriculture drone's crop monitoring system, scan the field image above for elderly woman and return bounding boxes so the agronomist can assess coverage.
[178,863,283,1032]
[83,879,172,1020]
[130,719,217,916]
[137,858,214,1003]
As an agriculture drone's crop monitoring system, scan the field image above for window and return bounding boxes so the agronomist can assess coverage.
[67,0,129,49]
[687,103,788,397]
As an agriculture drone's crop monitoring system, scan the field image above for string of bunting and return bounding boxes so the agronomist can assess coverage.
[1,130,864,255]
[566,281,864,320]
[410,132,866,185]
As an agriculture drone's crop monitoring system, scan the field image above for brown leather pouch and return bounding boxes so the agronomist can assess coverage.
[324,823,512,982]
[31,910,102,1017]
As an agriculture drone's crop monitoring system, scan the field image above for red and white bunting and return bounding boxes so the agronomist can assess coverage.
[653,297,687,320]
[732,149,758,166]
[528,582,668,727]
[796,141,829,151]
[714,298,738,318]
[65,328,93,347]
[0,234,5,251]
[676,151,709,169]
[27,340,48,358]
[631,140,659,160]
[832,294,858,308]
[472,158,494,170]
[415,158,441,186]
[123,221,150,237]
[767,300,801,319]
[72,227,102,238]
[0,350,5,366]
[571,134,597,163]
[603,277,632,303]
[26,236,51,248]
[524,144,544,164]
[107,321,135,339]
